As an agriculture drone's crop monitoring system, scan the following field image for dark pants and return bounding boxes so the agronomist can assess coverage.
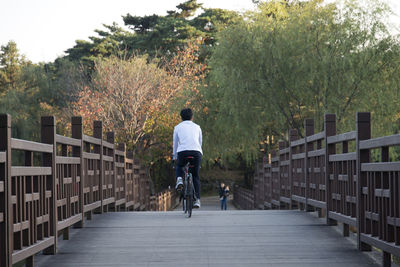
[176,150,202,199]
[220,197,227,210]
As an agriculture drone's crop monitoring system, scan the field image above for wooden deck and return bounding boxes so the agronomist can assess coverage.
[34,198,380,267]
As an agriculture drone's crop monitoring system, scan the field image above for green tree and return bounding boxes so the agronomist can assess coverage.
[202,0,400,162]
[65,0,241,62]
[0,41,28,92]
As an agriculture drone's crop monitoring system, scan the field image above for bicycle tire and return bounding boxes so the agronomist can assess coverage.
[187,174,193,217]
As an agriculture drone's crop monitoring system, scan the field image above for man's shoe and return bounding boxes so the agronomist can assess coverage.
[175,177,183,191]
[193,199,201,209]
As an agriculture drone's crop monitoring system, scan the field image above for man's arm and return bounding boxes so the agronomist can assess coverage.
[172,127,178,160]
[199,127,202,147]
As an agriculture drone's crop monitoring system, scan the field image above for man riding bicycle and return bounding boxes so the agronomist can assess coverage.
[173,108,202,208]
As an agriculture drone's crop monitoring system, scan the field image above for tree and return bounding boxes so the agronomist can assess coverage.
[202,0,400,162]
[65,0,241,62]
[0,41,28,92]
[71,41,206,155]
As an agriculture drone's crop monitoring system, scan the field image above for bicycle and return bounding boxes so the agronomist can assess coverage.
[179,156,196,218]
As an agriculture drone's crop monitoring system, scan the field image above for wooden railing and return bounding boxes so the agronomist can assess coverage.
[233,185,254,210]
[234,112,400,266]
[150,189,177,211]
[0,114,154,267]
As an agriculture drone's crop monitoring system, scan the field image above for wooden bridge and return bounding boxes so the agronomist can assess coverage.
[0,112,399,266]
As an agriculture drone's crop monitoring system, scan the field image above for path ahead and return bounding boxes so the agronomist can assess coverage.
[35,209,380,267]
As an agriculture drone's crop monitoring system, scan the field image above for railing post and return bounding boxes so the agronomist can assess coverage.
[305,118,314,212]
[107,131,116,211]
[94,121,103,213]
[356,112,372,251]
[41,116,57,255]
[72,116,84,228]
[278,140,286,209]
[288,129,298,210]
[0,114,12,267]
[324,114,337,226]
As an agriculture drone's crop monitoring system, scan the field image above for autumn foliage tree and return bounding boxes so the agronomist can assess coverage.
[73,41,206,157]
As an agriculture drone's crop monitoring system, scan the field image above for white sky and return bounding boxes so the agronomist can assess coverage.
[0,0,399,63]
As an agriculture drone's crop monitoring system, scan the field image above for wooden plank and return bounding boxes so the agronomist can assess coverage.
[271,157,279,162]
[360,233,400,257]
[83,134,101,145]
[292,153,306,160]
[327,131,356,144]
[271,167,279,172]
[291,138,305,147]
[345,196,356,204]
[84,201,102,212]
[280,196,291,204]
[0,151,5,162]
[56,134,81,147]
[362,162,400,172]
[103,155,113,162]
[83,152,100,160]
[103,141,114,149]
[0,212,3,223]
[11,138,53,153]
[12,237,54,264]
[307,131,324,143]
[271,200,280,207]
[103,197,115,205]
[115,198,126,206]
[329,152,356,162]
[360,134,400,150]
[57,214,82,231]
[292,195,306,204]
[56,156,80,165]
[279,147,289,154]
[125,200,134,208]
[0,181,3,192]
[11,166,52,176]
[13,221,29,232]
[264,202,272,209]
[338,175,348,182]
[328,211,356,227]
[308,149,325,158]
[307,199,326,209]
[36,214,49,225]
[365,211,379,221]
[115,150,125,156]
[280,160,290,166]
[387,217,400,227]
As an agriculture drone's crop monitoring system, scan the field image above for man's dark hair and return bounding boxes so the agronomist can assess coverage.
[180,108,193,121]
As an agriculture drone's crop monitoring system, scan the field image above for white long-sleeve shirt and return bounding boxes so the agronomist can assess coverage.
[172,120,203,159]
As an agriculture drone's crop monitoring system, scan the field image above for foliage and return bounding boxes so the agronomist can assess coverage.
[203,0,400,162]
[71,42,206,158]
[65,1,241,63]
